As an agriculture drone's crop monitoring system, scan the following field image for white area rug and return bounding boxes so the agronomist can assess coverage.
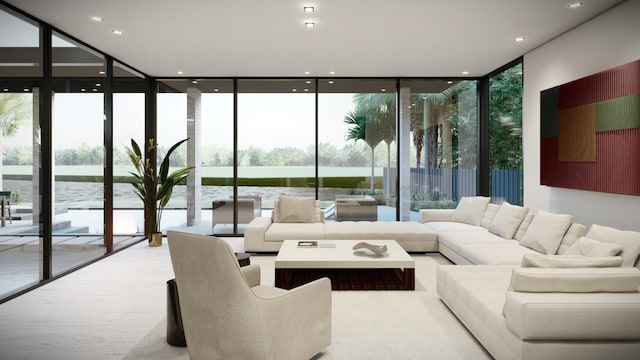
[123,254,490,360]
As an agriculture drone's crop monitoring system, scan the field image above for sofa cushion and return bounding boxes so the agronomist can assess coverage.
[480,203,500,229]
[458,242,540,265]
[275,195,316,223]
[488,202,529,240]
[519,210,573,254]
[437,230,506,253]
[503,291,640,340]
[423,221,488,233]
[586,224,640,267]
[512,213,534,241]
[521,254,623,268]
[451,196,490,226]
[564,236,623,257]
[507,267,640,293]
[555,222,587,254]
[264,223,325,241]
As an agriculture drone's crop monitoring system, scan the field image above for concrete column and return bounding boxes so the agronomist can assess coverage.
[186,87,201,226]
[399,87,412,221]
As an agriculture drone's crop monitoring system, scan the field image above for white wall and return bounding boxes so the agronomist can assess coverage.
[523,0,640,231]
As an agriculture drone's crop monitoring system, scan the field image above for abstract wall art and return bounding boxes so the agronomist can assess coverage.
[540,59,640,195]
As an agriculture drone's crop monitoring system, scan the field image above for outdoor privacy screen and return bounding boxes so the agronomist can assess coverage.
[540,59,640,196]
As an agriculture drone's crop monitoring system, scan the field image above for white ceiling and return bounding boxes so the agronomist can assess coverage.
[3,0,627,78]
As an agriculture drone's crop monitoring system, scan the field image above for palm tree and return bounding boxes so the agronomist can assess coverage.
[344,109,384,193]
[0,93,32,190]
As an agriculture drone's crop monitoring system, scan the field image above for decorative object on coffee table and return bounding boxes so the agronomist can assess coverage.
[353,241,388,256]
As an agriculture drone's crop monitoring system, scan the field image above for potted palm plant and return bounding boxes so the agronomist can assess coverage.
[127,138,193,246]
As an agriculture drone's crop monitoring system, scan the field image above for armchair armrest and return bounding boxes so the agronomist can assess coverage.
[255,278,332,358]
[419,209,455,223]
[240,264,261,287]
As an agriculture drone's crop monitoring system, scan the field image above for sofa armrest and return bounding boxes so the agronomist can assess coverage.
[419,209,455,223]
[503,290,640,341]
[244,217,273,252]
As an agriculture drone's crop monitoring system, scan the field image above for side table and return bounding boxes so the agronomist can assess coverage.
[166,252,251,347]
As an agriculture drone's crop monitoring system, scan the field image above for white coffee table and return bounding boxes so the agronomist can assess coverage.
[275,239,415,290]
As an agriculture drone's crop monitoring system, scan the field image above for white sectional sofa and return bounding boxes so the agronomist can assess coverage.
[420,196,640,359]
[245,195,640,359]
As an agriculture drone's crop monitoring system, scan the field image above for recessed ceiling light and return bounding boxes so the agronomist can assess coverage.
[23,88,29,92]
[2,88,8,92]
[462,71,469,75]
[305,22,315,28]
[304,89,309,92]
[303,6,315,13]
[447,81,453,84]
[99,70,105,75]
[191,80,198,84]
[92,88,98,92]
[305,80,312,84]
[177,71,184,75]
[514,36,525,42]
[95,83,101,87]
[381,88,386,92]
[328,80,334,84]
[568,2,583,9]
[213,88,219,92]
[304,71,311,75]
[112,29,123,35]
[329,71,335,75]
[81,88,86,92]
[292,88,297,92]
[92,16,104,22]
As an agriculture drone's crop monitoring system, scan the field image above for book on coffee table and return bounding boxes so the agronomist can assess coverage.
[297,241,318,248]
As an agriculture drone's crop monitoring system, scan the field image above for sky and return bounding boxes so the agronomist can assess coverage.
[5,92,356,151]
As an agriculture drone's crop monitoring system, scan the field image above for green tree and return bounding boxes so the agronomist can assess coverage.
[489,64,523,170]
[0,93,32,189]
[344,108,384,193]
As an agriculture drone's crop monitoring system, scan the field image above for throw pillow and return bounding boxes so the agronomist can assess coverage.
[451,196,490,226]
[488,202,529,239]
[564,237,623,257]
[521,254,623,268]
[513,213,534,241]
[586,224,640,267]
[480,203,500,229]
[519,210,573,254]
[507,267,640,293]
[277,195,316,223]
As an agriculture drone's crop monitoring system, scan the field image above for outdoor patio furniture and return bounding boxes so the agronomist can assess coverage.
[0,191,12,226]
[334,195,378,221]
[212,195,262,230]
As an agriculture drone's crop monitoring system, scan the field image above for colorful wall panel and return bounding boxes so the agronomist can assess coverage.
[540,59,640,195]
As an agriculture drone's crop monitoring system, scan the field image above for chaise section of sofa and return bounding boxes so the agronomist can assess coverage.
[437,264,640,360]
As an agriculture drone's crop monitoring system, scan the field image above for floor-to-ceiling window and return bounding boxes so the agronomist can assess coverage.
[489,61,523,204]
[51,32,106,273]
[398,79,479,218]
[318,79,396,221]
[113,62,146,243]
[0,6,42,298]
[237,79,316,215]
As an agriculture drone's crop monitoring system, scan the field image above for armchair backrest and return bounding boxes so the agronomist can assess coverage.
[167,231,266,359]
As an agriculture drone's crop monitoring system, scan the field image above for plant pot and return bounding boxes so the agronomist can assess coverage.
[149,232,163,247]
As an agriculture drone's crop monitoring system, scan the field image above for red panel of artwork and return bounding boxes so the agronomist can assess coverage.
[559,60,640,109]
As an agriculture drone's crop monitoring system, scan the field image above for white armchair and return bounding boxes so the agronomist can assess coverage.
[167,231,332,360]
